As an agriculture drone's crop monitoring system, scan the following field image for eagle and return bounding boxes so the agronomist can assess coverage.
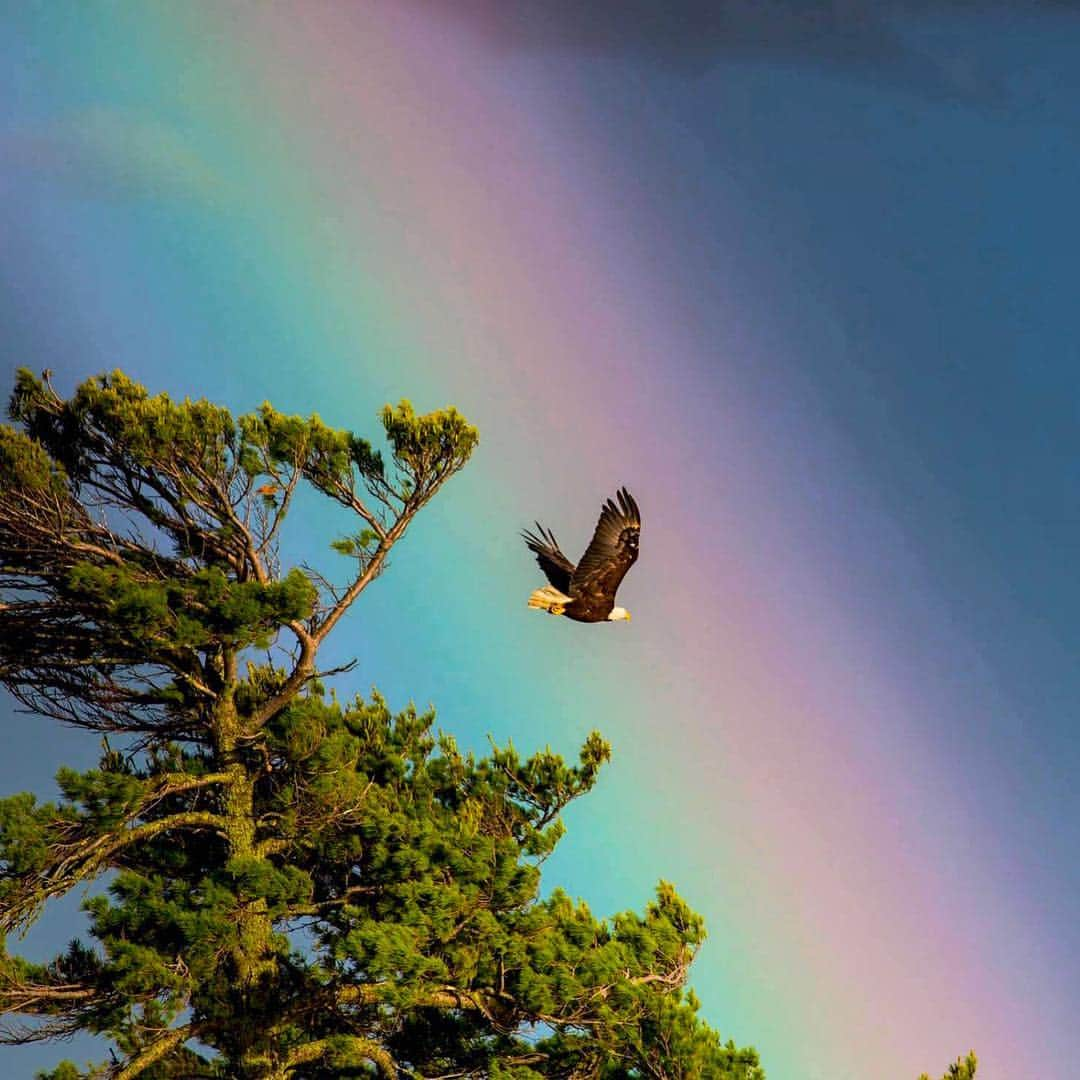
[522,487,640,623]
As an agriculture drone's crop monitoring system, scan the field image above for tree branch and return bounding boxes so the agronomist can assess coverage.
[312,517,409,647]
[284,1035,397,1079]
[3,811,228,933]
[0,981,99,1014]
[112,1022,197,1080]
[248,626,317,731]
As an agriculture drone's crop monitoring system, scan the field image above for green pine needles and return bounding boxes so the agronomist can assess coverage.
[0,370,975,1079]
[0,370,760,1078]
[918,1052,978,1080]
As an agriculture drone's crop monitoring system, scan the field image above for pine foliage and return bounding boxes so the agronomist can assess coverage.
[918,1051,978,1080]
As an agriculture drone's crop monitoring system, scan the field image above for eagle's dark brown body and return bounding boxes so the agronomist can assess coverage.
[522,488,640,623]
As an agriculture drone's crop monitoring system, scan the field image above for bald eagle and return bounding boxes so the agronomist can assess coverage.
[522,488,640,623]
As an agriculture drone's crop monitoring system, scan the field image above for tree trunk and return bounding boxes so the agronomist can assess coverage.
[215,690,277,1077]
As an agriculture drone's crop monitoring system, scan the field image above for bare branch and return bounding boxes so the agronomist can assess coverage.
[311,517,409,647]
[0,981,99,1014]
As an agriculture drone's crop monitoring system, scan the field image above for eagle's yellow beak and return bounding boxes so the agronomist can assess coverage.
[625,611,632,622]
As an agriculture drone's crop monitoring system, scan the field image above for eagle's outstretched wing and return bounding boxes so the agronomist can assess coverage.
[570,488,640,600]
[521,523,576,594]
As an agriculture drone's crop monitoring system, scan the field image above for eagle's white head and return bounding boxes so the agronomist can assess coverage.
[607,606,631,622]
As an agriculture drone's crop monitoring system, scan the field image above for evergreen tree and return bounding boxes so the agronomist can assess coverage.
[918,1051,978,1080]
[0,370,763,1078]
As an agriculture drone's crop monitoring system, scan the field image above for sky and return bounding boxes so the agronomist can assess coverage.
[1,2,1078,1077]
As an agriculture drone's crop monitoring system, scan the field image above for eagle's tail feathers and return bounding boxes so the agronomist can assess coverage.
[528,585,572,615]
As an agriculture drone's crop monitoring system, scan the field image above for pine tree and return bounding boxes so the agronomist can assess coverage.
[0,370,763,1078]
[918,1051,978,1080]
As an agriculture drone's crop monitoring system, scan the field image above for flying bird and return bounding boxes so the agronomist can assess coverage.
[522,487,640,623]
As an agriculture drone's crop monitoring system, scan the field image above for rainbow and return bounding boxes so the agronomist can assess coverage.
[0,4,1062,1078]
